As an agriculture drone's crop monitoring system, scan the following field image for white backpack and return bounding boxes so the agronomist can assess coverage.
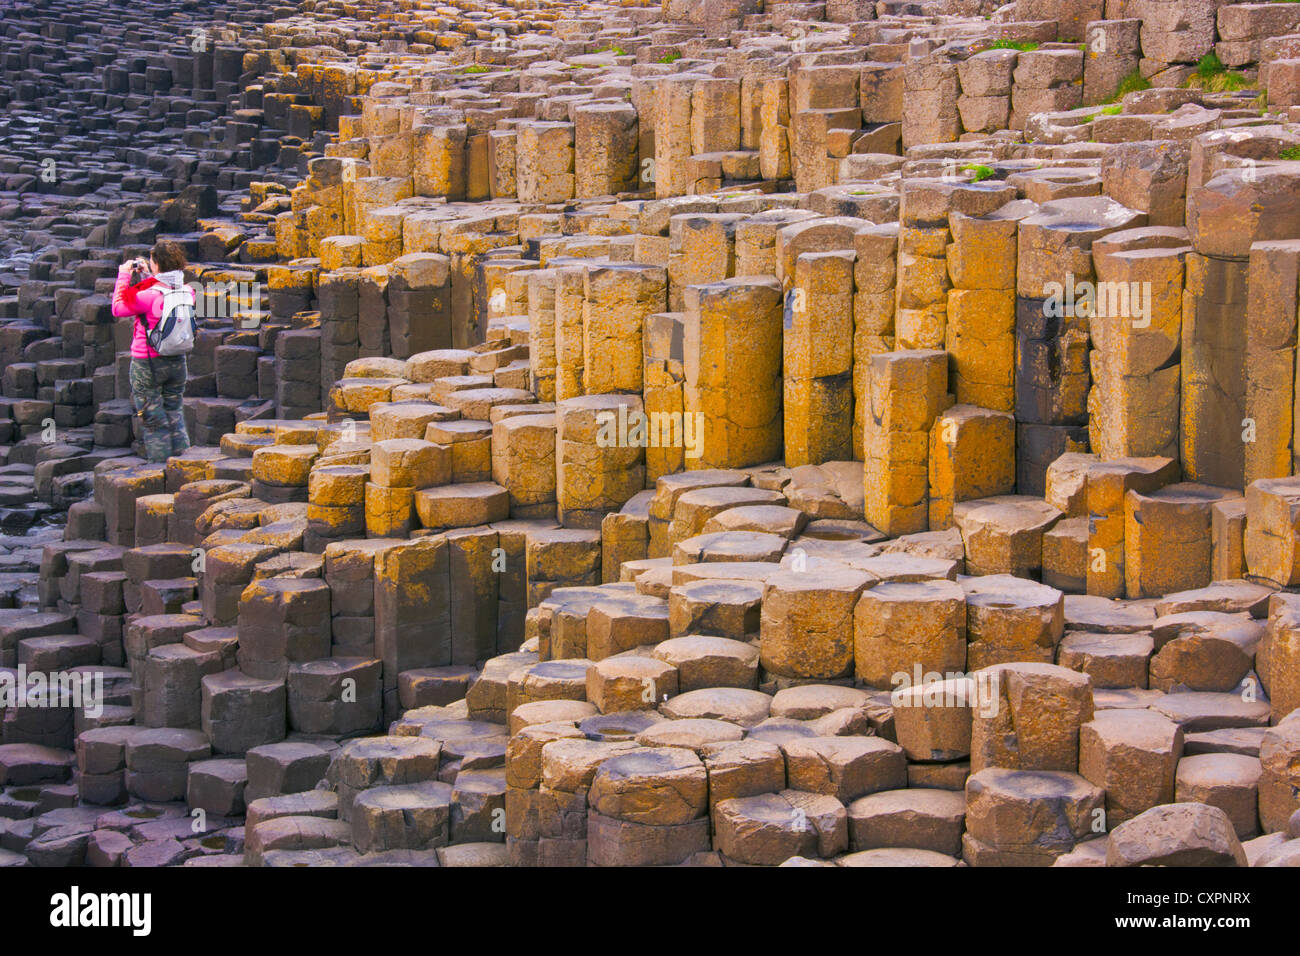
[147,280,197,356]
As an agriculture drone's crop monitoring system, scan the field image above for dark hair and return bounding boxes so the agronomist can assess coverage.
[150,239,187,273]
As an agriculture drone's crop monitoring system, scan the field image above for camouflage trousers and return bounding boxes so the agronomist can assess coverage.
[130,356,190,463]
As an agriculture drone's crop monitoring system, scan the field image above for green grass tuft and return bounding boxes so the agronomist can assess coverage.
[985,39,1039,52]
[1114,69,1151,100]
[962,163,996,183]
[1100,104,1123,115]
[1196,51,1226,79]
[658,51,682,63]
[1281,145,1300,160]
[1188,52,1254,92]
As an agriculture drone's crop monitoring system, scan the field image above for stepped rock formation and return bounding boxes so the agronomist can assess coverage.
[3,0,1300,869]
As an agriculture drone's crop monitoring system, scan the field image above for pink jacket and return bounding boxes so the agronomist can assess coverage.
[112,266,194,359]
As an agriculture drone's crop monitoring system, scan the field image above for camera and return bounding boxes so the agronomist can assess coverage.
[128,258,147,286]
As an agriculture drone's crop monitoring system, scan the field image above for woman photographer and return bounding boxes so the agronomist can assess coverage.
[110,239,195,463]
